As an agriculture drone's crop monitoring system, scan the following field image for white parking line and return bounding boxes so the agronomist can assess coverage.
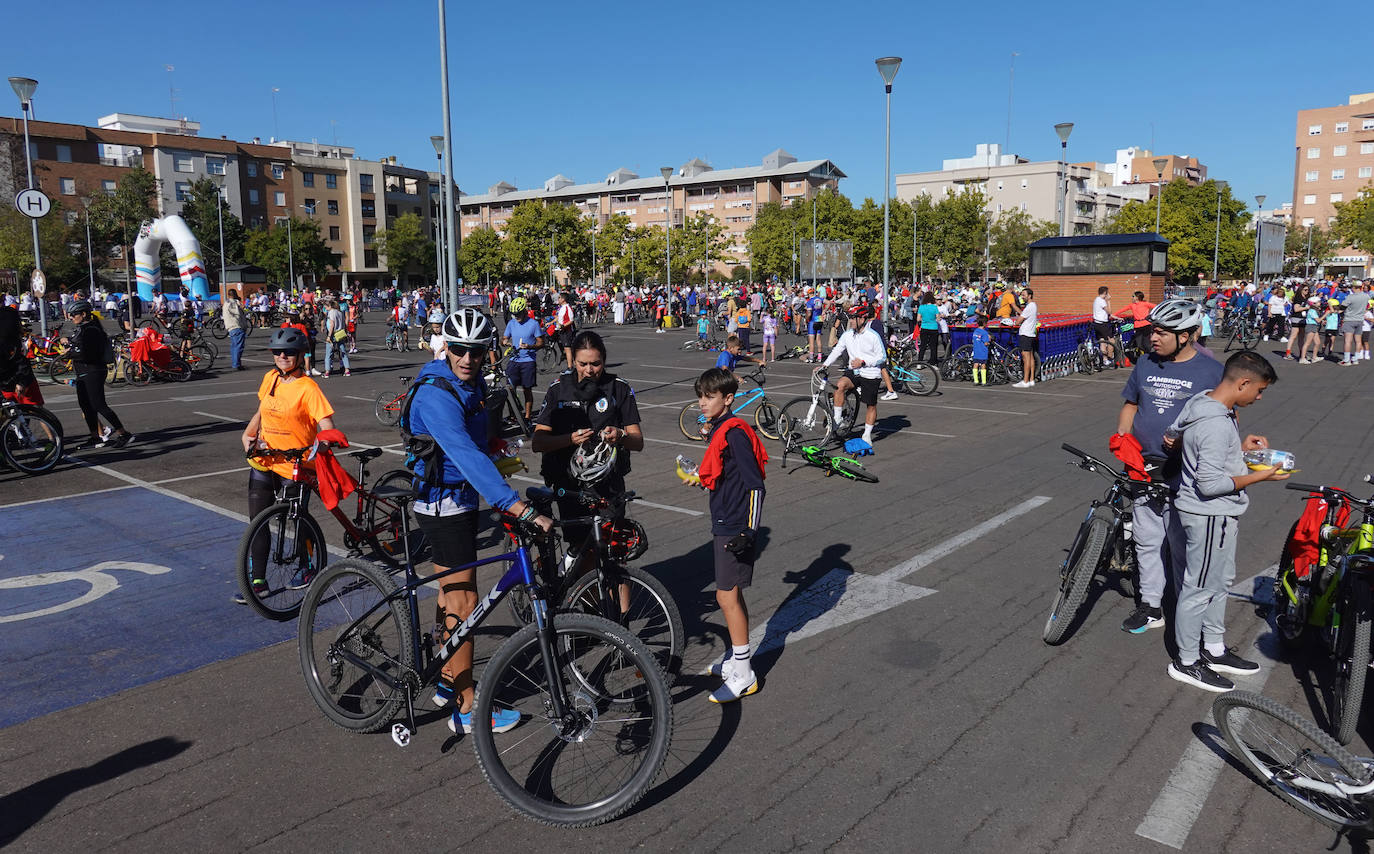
[878,496,1054,581]
[152,466,249,484]
[192,411,245,424]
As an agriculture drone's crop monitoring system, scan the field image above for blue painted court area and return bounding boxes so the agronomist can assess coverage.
[0,488,300,729]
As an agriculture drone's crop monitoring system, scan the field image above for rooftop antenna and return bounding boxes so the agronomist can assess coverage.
[165,65,179,125]
[331,119,338,146]
[271,87,281,141]
[1005,51,1018,155]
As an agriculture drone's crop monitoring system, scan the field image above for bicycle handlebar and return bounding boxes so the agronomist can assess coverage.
[1061,443,1168,499]
[246,442,331,462]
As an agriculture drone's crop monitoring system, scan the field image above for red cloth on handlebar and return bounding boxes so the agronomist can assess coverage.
[312,447,357,512]
[698,415,768,491]
[316,428,349,448]
[1108,433,1151,483]
[1286,494,1351,580]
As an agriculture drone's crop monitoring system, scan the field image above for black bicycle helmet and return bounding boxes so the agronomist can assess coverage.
[267,326,309,353]
[68,299,93,315]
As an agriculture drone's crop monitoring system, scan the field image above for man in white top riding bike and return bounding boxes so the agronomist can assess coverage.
[815,303,886,446]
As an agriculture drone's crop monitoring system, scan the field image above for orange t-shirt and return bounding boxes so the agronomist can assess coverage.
[254,370,334,478]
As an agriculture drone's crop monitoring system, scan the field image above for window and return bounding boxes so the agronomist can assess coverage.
[175,181,191,201]
[302,172,314,187]
[1302,217,1315,227]
[1304,194,1317,204]
[361,199,375,218]
[270,163,285,180]
[248,189,260,205]
[274,216,288,226]
[363,249,378,267]
[1362,143,1374,155]
[359,174,374,193]
[1332,169,1345,180]
[1305,170,1319,182]
[1308,124,1322,135]
[174,153,195,173]
[328,225,340,240]
[1331,193,1343,203]
[1336,122,1349,133]
[273,191,285,206]
[325,174,337,189]
[303,198,316,214]
[429,183,439,195]
[1364,119,1374,131]
[28,142,36,161]
[206,157,226,175]
[55,144,72,163]
[1360,167,1373,179]
[386,204,398,217]
[327,199,339,215]
[246,162,258,177]
[362,225,376,245]
[1020,179,1028,189]
[1307,147,1320,159]
[59,177,75,195]
[102,179,116,195]
[64,210,79,225]
[1334,145,1347,157]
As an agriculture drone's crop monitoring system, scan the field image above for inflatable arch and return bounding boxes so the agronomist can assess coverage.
[133,215,210,302]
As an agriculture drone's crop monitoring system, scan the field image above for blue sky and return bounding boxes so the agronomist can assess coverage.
[10,0,1369,214]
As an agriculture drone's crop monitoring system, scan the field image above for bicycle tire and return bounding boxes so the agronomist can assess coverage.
[831,457,878,483]
[1042,509,1111,645]
[209,319,228,339]
[678,402,707,441]
[363,469,430,568]
[235,502,328,620]
[778,397,833,447]
[1273,520,1310,651]
[561,565,685,684]
[1213,690,1374,830]
[374,390,402,428]
[471,613,672,827]
[188,342,215,373]
[897,356,940,396]
[166,358,193,382]
[297,558,415,733]
[128,361,154,386]
[539,345,562,373]
[47,355,74,384]
[753,399,782,441]
[0,407,63,474]
[1330,580,1371,745]
[502,387,531,439]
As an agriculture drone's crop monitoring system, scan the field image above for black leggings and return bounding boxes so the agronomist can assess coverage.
[248,468,291,575]
[74,367,124,435]
[918,329,940,363]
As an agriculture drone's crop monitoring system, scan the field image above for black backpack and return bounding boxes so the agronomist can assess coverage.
[397,375,484,491]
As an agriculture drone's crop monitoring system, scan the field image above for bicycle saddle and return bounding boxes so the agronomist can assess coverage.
[371,481,417,501]
[349,447,384,462]
[399,375,412,383]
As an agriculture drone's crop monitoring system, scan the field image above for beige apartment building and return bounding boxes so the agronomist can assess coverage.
[1291,92,1374,279]
[457,149,843,274]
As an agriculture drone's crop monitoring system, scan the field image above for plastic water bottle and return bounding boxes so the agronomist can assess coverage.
[1243,448,1296,471]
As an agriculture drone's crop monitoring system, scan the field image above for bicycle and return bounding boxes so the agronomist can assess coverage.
[296,484,672,826]
[1222,312,1261,352]
[1272,478,1374,744]
[678,365,782,441]
[484,360,533,440]
[775,344,808,361]
[776,415,878,482]
[235,443,429,620]
[373,375,414,427]
[1042,443,1166,645]
[0,394,64,475]
[886,342,941,396]
[777,369,858,446]
[1213,689,1374,830]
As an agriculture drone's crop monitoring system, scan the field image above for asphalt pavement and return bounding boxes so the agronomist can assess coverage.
[2,315,1373,853]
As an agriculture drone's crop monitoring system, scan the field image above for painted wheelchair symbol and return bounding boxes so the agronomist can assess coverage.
[0,555,172,623]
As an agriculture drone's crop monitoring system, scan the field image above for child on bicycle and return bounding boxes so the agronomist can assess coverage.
[714,335,761,373]
[1165,350,1288,692]
[692,366,767,703]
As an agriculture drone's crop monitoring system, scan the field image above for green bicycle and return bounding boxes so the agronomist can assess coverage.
[777,415,878,483]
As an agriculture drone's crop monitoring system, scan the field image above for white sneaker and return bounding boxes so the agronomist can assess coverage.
[1012,380,1029,388]
[880,391,899,401]
[708,669,759,704]
[1280,336,1288,342]
[1027,380,1035,386]
[709,657,736,680]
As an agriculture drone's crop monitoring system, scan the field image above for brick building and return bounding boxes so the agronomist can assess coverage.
[1291,92,1374,279]
[1027,233,1169,315]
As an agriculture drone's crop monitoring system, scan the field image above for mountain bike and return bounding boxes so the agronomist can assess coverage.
[1272,478,1374,744]
[777,370,855,447]
[236,443,429,620]
[297,485,672,826]
[0,395,63,475]
[1213,690,1374,831]
[775,344,808,361]
[777,415,878,483]
[484,360,533,440]
[678,365,781,441]
[373,375,414,427]
[886,343,940,396]
[1222,312,1261,352]
[1042,443,1165,645]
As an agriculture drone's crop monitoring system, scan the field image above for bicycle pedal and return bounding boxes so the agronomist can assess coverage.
[391,723,412,747]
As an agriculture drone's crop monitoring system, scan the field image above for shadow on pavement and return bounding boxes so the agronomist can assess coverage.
[753,542,854,676]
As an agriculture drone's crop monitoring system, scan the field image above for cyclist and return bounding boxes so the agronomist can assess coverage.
[501,297,542,421]
[1091,286,1117,368]
[805,287,824,363]
[554,292,577,369]
[816,303,885,446]
[1115,299,1223,634]
[405,308,552,734]
[237,327,335,603]
[63,300,134,449]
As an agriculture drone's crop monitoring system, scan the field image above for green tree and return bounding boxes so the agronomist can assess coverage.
[1107,179,1252,282]
[591,213,632,285]
[909,194,937,281]
[989,209,1058,281]
[1332,185,1374,255]
[499,201,592,286]
[1283,222,1341,276]
[177,177,247,285]
[87,166,160,290]
[244,216,335,289]
[375,212,436,281]
[0,203,92,289]
[743,201,797,282]
[930,189,989,282]
[679,212,730,282]
[457,226,503,285]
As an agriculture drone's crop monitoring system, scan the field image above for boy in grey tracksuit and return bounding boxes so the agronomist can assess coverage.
[1165,351,1288,692]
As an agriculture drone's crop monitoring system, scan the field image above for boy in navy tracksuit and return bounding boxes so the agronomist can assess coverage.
[692,367,767,703]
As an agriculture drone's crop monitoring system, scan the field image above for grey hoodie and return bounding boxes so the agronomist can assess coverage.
[1169,390,1249,516]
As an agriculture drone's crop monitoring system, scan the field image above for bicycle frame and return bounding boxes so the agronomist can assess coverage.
[1278,485,1374,631]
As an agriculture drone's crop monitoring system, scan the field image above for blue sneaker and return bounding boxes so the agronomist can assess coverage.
[287,566,317,590]
[448,706,521,734]
[432,682,454,708]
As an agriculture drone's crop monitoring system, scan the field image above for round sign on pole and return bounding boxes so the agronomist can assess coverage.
[15,188,51,219]
[31,269,46,295]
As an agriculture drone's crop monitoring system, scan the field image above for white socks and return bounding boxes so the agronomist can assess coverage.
[1205,641,1226,657]
[729,644,752,680]
[862,424,874,444]
[832,405,843,422]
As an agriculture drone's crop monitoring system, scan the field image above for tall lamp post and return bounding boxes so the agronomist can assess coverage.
[1252,194,1266,287]
[430,135,448,299]
[208,177,228,292]
[1211,180,1227,285]
[286,214,295,294]
[876,56,902,328]
[1152,156,1169,234]
[436,1,459,312]
[660,166,673,315]
[1054,122,1073,237]
[10,76,45,337]
[79,196,96,293]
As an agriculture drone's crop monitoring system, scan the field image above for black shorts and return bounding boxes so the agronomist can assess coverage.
[714,534,755,590]
[557,327,577,348]
[843,371,881,406]
[1094,321,1117,341]
[1018,335,1038,353]
[507,359,536,389]
[413,510,478,569]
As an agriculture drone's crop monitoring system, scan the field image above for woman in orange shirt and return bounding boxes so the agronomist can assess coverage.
[1115,291,1156,329]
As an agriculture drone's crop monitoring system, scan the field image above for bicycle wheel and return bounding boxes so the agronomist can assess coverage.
[502,388,531,438]
[209,318,228,339]
[47,355,74,384]
[778,397,833,446]
[897,357,940,397]
[187,342,215,373]
[471,613,672,827]
[165,357,193,382]
[561,565,685,684]
[0,408,63,474]
[128,361,154,386]
[838,389,859,436]
[298,558,415,733]
[753,399,782,440]
[540,345,562,373]
[1330,580,1371,745]
[374,390,403,427]
[831,458,878,483]
[1042,508,1111,645]
[363,469,429,568]
[678,402,707,441]
[1214,690,1373,830]
[235,502,328,621]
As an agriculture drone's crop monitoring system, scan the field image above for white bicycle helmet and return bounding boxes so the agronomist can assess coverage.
[1147,299,1204,332]
[441,308,495,346]
[570,439,617,485]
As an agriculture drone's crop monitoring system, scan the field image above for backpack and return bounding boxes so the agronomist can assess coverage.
[397,375,484,491]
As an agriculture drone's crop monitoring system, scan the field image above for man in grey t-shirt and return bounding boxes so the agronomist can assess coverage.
[1340,282,1371,365]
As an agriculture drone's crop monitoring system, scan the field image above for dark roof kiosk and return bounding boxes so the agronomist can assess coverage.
[220,264,269,301]
[1027,233,1169,316]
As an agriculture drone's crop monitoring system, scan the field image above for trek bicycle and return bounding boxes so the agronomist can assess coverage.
[235,443,429,620]
[776,369,857,447]
[297,485,672,826]
[1272,478,1374,744]
[776,415,877,483]
[678,365,782,441]
[0,394,63,475]
[1042,443,1165,645]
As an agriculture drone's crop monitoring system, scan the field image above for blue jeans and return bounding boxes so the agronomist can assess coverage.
[229,327,246,368]
[323,339,350,374]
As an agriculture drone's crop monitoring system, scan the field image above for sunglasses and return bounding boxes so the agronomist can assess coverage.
[451,344,488,359]
[270,350,300,357]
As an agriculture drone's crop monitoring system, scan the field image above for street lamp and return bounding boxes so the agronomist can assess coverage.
[1054,122,1073,238]
[549,227,557,290]
[430,135,448,298]
[208,176,228,293]
[660,166,673,313]
[876,56,902,329]
[1211,180,1227,284]
[79,195,96,294]
[1152,156,1169,234]
[1253,194,1266,287]
[435,1,459,311]
[9,76,45,337]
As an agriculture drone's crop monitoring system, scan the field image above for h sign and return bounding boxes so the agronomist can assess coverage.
[15,189,51,219]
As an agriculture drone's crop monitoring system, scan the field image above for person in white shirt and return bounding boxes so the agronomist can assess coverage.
[816,303,887,445]
[1091,286,1116,367]
[1013,288,1039,388]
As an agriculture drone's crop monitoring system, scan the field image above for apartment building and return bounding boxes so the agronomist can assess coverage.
[457,148,844,274]
[1291,92,1374,279]
[1108,146,1207,187]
